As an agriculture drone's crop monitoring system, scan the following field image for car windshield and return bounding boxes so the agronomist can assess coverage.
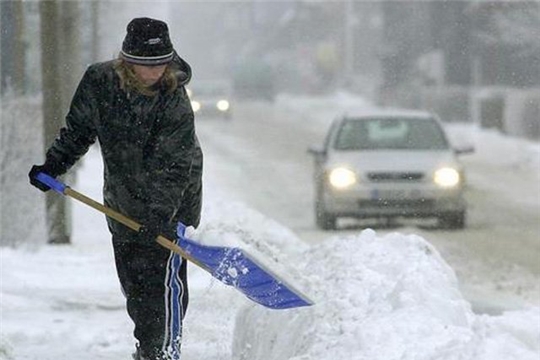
[190,81,230,97]
[334,117,449,151]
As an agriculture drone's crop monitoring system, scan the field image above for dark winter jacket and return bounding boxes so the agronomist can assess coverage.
[45,55,203,237]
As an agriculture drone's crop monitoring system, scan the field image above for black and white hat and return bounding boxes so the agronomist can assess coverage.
[121,17,174,66]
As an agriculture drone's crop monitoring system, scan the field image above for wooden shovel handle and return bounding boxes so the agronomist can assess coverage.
[64,187,207,270]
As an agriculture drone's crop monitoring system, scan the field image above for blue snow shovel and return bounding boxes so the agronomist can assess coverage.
[36,172,313,310]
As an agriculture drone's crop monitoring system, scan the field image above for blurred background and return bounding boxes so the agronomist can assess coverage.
[2,0,539,129]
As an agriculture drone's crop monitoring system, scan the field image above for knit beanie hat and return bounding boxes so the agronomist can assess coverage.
[121,17,174,66]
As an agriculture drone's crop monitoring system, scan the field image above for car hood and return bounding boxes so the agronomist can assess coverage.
[326,150,461,173]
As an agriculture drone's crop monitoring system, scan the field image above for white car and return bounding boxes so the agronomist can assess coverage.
[308,109,473,230]
[187,80,232,120]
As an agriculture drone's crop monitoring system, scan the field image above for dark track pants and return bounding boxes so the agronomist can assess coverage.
[112,237,189,359]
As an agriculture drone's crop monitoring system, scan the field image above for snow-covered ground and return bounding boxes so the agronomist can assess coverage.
[1,93,539,359]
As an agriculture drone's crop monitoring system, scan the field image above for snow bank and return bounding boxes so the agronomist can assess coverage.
[231,229,540,360]
[187,196,312,305]
[193,197,308,258]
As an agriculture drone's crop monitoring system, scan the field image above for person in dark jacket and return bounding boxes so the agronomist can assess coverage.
[28,18,202,360]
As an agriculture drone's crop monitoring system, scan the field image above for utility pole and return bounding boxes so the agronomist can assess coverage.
[40,0,70,244]
[343,0,355,87]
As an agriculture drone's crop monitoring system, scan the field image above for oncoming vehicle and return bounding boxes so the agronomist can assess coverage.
[187,80,232,119]
[308,109,474,230]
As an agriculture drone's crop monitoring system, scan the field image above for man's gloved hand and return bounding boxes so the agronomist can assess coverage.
[28,163,60,192]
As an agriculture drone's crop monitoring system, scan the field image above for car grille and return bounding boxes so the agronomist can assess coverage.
[367,172,425,182]
[359,199,434,208]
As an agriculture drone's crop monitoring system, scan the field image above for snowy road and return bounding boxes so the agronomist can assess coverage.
[196,99,540,313]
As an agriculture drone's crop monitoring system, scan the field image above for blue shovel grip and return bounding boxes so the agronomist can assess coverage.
[36,172,67,194]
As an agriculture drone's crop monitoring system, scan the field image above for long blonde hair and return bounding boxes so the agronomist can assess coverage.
[114,57,178,96]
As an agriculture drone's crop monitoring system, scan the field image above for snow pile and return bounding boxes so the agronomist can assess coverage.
[232,229,540,360]
[194,197,308,258]
[188,196,312,301]
[449,123,540,180]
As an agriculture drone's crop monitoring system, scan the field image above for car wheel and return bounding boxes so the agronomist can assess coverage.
[315,200,337,230]
[438,211,466,229]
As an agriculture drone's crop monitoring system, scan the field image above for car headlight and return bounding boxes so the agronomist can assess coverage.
[328,167,357,189]
[217,100,230,111]
[434,167,460,187]
[191,101,201,112]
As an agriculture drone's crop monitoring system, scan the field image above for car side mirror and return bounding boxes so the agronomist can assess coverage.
[454,145,475,155]
[307,145,326,157]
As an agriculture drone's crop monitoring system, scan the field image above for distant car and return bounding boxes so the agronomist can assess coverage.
[187,80,232,119]
[308,109,474,230]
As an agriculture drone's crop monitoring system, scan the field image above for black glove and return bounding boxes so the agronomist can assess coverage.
[136,214,166,243]
[28,163,61,192]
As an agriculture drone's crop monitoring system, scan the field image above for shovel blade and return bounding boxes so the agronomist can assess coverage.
[177,224,313,310]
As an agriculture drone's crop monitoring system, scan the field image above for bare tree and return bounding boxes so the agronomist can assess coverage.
[91,1,100,63]
[40,0,70,244]
[1,0,26,95]
[58,0,82,109]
